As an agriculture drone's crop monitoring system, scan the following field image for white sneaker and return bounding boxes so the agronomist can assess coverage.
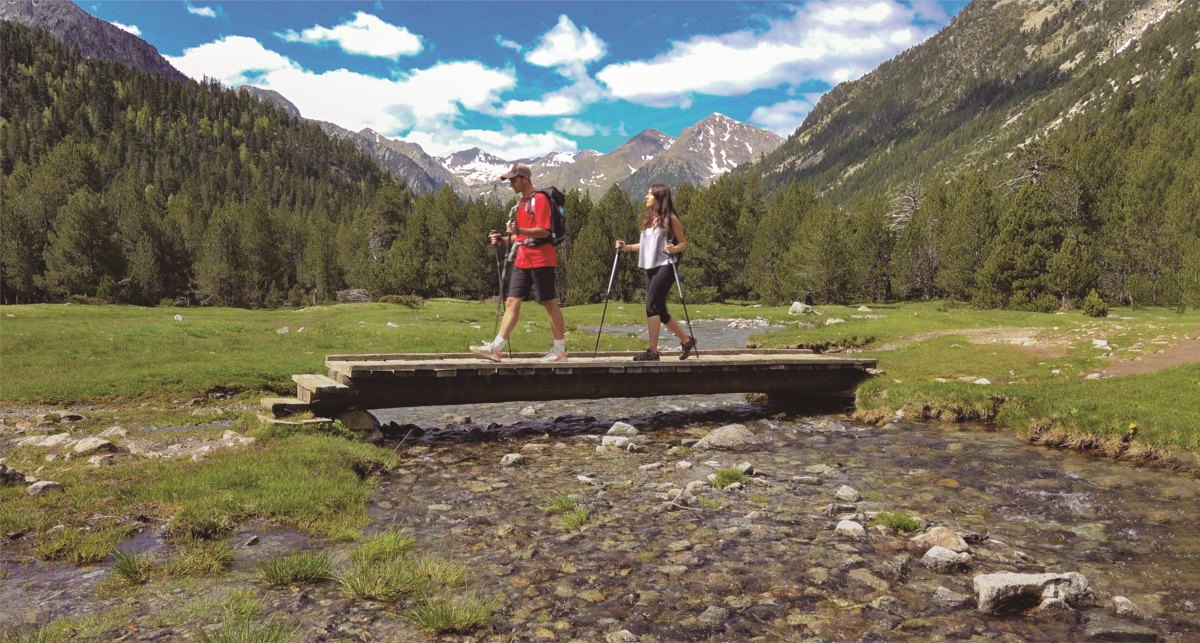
[470,342,503,362]
[538,347,569,362]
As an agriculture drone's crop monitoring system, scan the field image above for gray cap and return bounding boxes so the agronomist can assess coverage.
[500,162,532,180]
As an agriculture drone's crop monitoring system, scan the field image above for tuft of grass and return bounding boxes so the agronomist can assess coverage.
[407,593,500,634]
[258,551,334,586]
[710,468,749,489]
[697,496,722,509]
[162,538,234,577]
[338,556,430,602]
[192,589,296,643]
[0,606,132,643]
[558,507,590,531]
[411,556,466,588]
[871,511,922,533]
[111,549,155,585]
[350,529,417,565]
[748,494,770,504]
[34,524,135,564]
[537,495,579,514]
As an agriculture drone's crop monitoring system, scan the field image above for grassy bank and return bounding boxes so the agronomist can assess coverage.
[0,299,750,405]
[750,302,1200,460]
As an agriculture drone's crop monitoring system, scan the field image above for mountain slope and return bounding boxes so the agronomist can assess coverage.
[622,113,782,197]
[748,0,1189,201]
[0,0,187,83]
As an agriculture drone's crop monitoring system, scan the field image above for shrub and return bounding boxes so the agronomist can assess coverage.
[378,294,425,308]
[1081,289,1108,317]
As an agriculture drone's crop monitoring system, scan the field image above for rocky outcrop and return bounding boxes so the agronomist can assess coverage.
[973,572,1093,614]
[693,424,760,451]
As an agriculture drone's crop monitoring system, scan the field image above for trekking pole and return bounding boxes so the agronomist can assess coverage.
[491,234,504,338]
[669,255,699,358]
[593,249,622,357]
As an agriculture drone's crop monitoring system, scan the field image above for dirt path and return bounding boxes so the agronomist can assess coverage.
[1100,335,1200,377]
[873,327,1071,358]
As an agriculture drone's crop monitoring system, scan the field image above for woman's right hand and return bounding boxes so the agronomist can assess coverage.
[615,240,625,250]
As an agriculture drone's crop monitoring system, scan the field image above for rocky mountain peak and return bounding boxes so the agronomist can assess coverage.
[0,0,187,83]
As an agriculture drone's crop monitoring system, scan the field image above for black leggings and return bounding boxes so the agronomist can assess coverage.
[645,264,675,323]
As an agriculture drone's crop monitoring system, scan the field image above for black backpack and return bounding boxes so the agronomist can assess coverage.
[524,187,567,247]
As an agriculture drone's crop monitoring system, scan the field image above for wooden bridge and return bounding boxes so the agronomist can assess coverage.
[263,349,878,422]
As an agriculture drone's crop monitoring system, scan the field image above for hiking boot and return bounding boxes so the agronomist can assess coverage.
[539,347,569,362]
[680,336,697,360]
[470,342,503,362]
[632,348,660,361]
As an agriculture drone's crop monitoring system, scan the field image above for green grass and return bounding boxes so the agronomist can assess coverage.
[112,549,156,585]
[192,590,297,643]
[871,511,922,533]
[0,606,132,643]
[338,555,435,602]
[257,551,334,586]
[751,301,1200,456]
[350,529,417,565]
[33,524,136,564]
[0,300,755,405]
[407,593,500,634]
[558,507,591,531]
[711,468,749,489]
[697,496,722,509]
[162,539,234,577]
[1,434,396,561]
[748,494,770,504]
[536,495,580,514]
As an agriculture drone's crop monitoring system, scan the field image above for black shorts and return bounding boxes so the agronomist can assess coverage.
[509,266,557,302]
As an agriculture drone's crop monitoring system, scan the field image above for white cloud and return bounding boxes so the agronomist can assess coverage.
[596,0,935,107]
[406,124,577,159]
[185,2,217,18]
[167,36,298,86]
[525,15,606,75]
[749,95,824,136]
[503,95,582,117]
[165,36,585,157]
[110,21,141,36]
[278,12,422,59]
[496,35,521,52]
[554,118,595,137]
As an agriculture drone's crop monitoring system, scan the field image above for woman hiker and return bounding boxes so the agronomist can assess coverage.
[614,183,698,362]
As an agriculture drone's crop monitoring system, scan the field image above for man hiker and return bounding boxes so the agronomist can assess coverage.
[470,163,568,362]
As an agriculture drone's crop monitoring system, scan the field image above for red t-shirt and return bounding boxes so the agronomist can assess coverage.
[514,191,557,269]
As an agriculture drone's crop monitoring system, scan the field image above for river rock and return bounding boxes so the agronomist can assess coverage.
[97,426,127,438]
[835,485,860,502]
[825,318,845,326]
[791,475,821,485]
[72,437,117,456]
[676,461,693,470]
[606,630,639,643]
[788,302,814,315]
[17,432,72,448]
[693,424,760,451]
[932,586,972,608]
[601,436,631,448]
[911,526,969,553]
[923,546,971,573]
[699,605,729,623]
[1,464,26,487]
[607,422,639,437]
[973,572,1093,614]
[500,453,526,467]
[27,481,63,496]
[1113,596,1149,620]
[1084,612,1163,642]
[835,520,865,539]
[87,454,116,467]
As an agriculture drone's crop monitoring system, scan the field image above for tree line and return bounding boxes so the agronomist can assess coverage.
[2,20,1198,310]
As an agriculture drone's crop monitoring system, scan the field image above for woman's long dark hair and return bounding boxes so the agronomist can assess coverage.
[642,183,677,230]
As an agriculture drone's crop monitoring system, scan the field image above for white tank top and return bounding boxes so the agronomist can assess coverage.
[638,225,671,269]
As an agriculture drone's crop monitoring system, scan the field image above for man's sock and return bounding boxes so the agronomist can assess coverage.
[553,339,566,352]
[492,336,507,350]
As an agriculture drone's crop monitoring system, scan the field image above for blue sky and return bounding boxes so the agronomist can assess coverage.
[87,1,969,159]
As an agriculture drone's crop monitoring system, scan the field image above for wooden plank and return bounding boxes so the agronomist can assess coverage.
[292,373,348,392]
